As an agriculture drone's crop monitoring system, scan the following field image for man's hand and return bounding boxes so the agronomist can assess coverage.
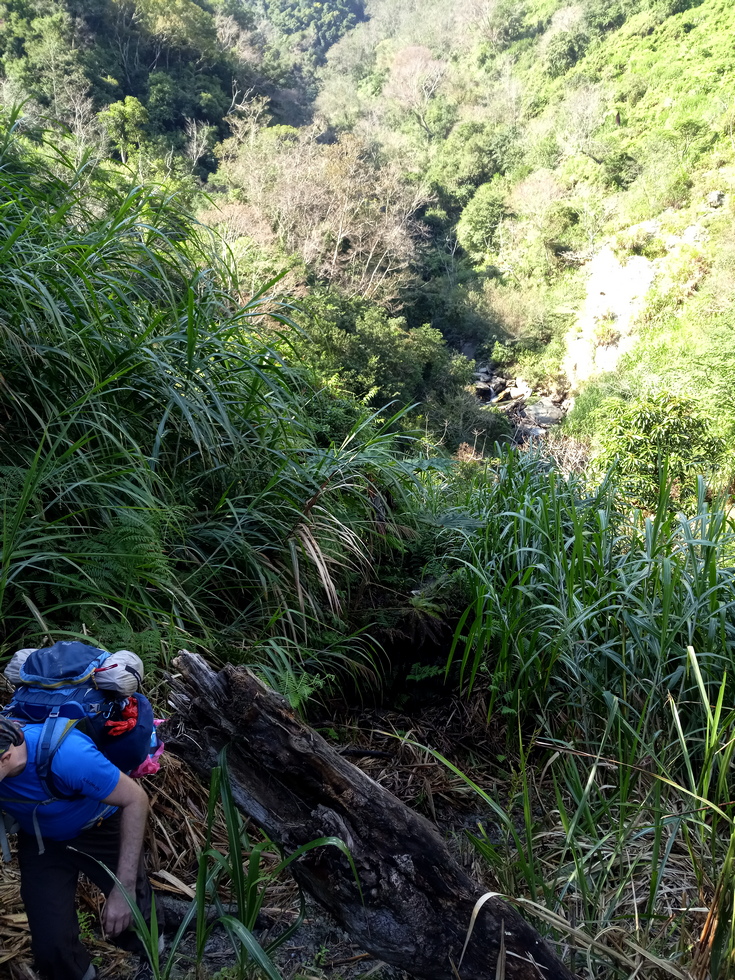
[102,884,134,937]
[101,772,149,936]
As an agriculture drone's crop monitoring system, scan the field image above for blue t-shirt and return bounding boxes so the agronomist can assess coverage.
[1,724,121,840]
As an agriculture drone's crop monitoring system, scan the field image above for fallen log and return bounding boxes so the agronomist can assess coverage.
[163,652,576,980]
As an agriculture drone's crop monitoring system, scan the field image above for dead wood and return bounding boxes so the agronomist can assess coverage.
[162,652,577,980]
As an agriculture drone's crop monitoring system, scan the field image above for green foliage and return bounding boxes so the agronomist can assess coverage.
[302,388,370,448]
[135,0,218,56]
[283,291,512,451]
[1,6,730,976]
[447,445,735,731]
[310,0,735,414]
[423,659,735,976]
[582,0,632,33]
[603,151,641,190]
[99,96,149,163]
[0,0,272,157]
[456,182,507,261]
[405,661,444,682]
[596,392,729,509]
[428,122,521,212]
[433,438,735,977]
[0,0,84,97]
[266,0,365,52]
[0,117,430,697]
[543,26,589,77]
[476,0,529,51]
[293,292,473,409]
[423,391,510,454]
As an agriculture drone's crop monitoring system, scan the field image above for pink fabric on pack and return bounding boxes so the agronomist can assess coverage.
[128,719,166,778]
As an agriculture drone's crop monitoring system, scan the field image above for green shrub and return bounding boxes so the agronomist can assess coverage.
[543,28,590,77]
[423,391,510,454]
[602,151,642,189]
[595,392,729,509]
[456,182,507,261]
[428,121,522,212]
[293,293,476,415]
[489,341,515,368]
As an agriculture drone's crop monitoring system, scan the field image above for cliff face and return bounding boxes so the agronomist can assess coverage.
[563,244,656,389]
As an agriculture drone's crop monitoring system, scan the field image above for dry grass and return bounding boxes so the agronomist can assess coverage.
[331,692,504,817]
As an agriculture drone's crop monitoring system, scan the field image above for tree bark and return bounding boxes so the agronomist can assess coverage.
[163,652,576,980]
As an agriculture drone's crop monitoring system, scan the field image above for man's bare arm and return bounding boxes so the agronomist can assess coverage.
[100,773,149,936]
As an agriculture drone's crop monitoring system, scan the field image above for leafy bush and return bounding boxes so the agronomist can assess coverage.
[292,292,476,414]
[543,28,590,77]
[456,181,507,261]
[602,151,642,189]
[595,392,729,509]
[423,391,510,454]
[428,122,522,212]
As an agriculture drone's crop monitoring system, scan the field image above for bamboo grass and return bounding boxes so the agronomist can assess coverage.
[0,113,420,698]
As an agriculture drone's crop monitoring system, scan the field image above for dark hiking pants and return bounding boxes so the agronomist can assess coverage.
[18,811,151,980]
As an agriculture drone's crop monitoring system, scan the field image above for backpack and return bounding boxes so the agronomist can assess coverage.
[0,640,161,859]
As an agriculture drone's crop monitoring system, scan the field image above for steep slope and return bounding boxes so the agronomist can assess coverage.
[309,0,735,448]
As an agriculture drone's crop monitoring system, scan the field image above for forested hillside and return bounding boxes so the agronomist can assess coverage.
[2,1,735,978]
[4,0,735,460]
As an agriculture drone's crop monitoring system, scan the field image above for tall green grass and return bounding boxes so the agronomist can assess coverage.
[0,110,422,696]
[439,447,735,977]
[437,666,735,979]
[448,449,735,740]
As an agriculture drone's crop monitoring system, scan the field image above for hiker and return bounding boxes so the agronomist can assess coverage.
[0,713,153,980]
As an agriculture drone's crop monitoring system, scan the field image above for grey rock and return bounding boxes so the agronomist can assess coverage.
[524,398,565,426]
[707,190,725,208]
[513,378,533,397]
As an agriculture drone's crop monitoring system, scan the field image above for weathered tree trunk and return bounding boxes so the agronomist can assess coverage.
[163,652,576,980]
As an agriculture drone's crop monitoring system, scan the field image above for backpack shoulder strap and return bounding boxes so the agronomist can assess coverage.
[35,714,82,800]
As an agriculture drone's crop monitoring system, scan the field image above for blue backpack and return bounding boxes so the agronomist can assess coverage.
[0,641,156,857]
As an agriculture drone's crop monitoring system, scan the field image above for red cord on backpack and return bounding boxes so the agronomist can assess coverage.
[104,697,138,736]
